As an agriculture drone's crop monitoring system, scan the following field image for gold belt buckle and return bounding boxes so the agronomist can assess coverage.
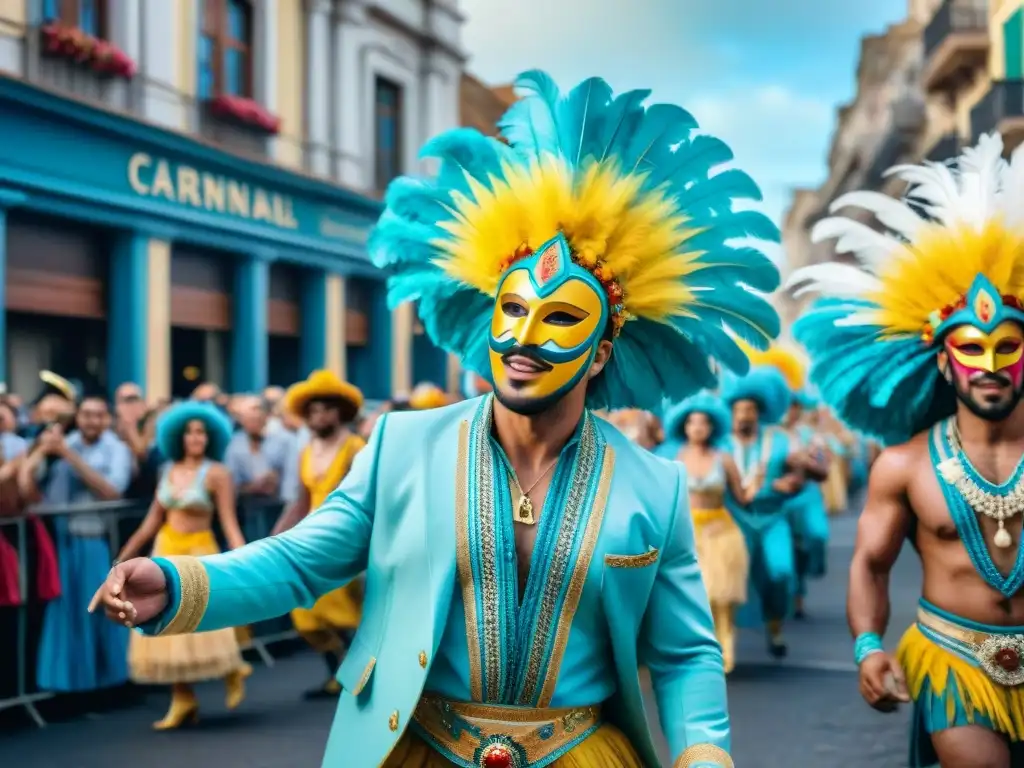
[975,634,1024,686]
[475,736,526,767]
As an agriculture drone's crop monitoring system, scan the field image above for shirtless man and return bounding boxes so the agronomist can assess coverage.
[789,133,1024,767]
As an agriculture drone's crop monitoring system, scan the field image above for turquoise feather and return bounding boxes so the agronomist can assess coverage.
[793,298,952,444]
[370,69,780,410]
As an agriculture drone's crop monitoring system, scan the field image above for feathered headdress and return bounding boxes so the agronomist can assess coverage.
[663,391,732,446]
[788,133,1024,444]
[735,340,806,390]
[720,367,792,426]
[369,70,781,410]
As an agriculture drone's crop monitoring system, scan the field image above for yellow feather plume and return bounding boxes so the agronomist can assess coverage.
[869,220,1024,334]
[736,339,806,390]
[433,156,701,323]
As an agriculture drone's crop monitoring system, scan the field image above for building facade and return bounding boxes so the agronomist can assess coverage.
[0,0,465,402]
[772,0,1017,330]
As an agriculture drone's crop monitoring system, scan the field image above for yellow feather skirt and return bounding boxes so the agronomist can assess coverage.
[129,526,247,684]
[692,508,749,605]
[382,724,643,767]
[897,623,1024,741]
[291,581,363,635]
[822,461,848,515]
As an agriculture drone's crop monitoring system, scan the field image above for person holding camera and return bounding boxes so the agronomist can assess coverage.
[18,384,132,693]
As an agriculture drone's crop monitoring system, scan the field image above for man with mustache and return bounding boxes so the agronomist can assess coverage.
[790,133,1024,768]
[89,70,783,767]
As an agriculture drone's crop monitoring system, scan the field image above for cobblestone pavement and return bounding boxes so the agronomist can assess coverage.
[3,514,921,767]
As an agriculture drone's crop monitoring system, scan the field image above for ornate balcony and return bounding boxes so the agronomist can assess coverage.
[971,81,1024,153]
[923,0,989,93]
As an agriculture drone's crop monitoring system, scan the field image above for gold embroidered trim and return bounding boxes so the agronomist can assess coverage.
[537,445,615,706]
[160,556,210,636]
[674,743,733,767]
[453,419,483,702]
[413,696,602,765]
[352,656,377,695]
[604,548,660,569]
[518,415,601,704]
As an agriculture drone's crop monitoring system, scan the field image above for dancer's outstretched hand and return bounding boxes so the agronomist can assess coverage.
[858,651,910,712]
[88,558,168,628]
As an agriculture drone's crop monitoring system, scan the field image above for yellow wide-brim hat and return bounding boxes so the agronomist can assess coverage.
[284,370,363,418]
[409,383,449,410]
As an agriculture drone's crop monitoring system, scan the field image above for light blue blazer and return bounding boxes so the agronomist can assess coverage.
[143,398,730,767]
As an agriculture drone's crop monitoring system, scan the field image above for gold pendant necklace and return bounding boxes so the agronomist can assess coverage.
[508,457,559,526]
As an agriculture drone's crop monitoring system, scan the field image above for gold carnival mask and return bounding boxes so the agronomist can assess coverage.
[945,322,1024,379]
[488,234,609,412]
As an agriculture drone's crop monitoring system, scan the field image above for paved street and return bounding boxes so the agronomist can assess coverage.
[2,513,921,767]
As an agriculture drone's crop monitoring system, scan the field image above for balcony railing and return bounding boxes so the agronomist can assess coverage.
[924,0,988,61]
[971,80,1024,144]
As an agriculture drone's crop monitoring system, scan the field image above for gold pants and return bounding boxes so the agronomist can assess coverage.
[382,724,642,767]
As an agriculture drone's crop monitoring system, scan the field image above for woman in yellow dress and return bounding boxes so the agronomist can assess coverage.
[117,401,250,729]
[662,392,760,673]
[271,370,366,698]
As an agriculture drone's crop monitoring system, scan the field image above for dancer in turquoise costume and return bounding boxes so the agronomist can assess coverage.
[721,367,803,658]
[662,392,755,674]
[789,133,1024,767]
[785,388,831,619]
[91,69,781,768]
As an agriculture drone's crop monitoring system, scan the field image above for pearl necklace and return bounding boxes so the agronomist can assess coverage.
[733,429,770,491]
[936,420,1024,549]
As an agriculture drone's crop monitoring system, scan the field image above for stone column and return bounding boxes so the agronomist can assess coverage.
[305,0,333,176]
[0,189,28,389]
[107,229,150,393]
[230,253,270,392]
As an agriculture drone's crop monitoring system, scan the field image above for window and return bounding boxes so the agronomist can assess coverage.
[199,0,253,100]
[374,77,403,191]
[42,0,106,36]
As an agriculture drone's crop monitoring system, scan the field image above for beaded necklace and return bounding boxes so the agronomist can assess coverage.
[930,418,1024,597]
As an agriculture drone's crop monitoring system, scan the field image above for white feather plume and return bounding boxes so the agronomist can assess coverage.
[786,262,882,298]
[792,132,1022,308]
[809,217,904,272]
[829,191,924,242]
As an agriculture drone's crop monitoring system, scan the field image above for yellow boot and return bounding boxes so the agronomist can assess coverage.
[153,685,199,731]
[225,663,253,711]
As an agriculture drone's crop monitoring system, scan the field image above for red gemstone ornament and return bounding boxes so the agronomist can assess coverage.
[480,744,513,768]
[996,647,1020,671]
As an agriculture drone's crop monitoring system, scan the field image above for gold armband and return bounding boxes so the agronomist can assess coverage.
[674,743,734,767]
[159,556,210,635]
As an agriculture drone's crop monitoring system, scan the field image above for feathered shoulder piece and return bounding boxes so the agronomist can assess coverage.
[788,133,1024,444]
[369,70,781,410]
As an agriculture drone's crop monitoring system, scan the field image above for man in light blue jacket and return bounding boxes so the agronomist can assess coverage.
[91,70,784,767]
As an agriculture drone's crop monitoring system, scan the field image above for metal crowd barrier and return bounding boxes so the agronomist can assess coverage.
[0,494,298,728]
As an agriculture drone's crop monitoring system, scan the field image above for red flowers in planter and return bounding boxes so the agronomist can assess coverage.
[41,22,136,79]
[208,94,282,135]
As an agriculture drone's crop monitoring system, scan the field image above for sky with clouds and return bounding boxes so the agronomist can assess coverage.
[458,0,909,261]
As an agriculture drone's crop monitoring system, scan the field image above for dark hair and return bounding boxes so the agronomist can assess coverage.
[307,396,359,423]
